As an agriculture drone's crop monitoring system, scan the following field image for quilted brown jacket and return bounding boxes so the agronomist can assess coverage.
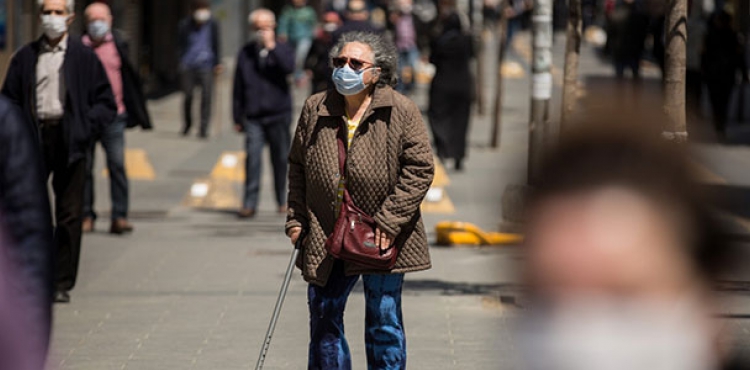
[286,86,435,286]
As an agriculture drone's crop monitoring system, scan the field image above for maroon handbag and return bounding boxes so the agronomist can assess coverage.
[324,123,399,270]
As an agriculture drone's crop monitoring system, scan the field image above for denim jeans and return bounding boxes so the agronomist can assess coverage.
[308,262,406,370]
[83,114,129,221]
[242,115,290,211]
[292,37,313,80]
[397,47,420,94]
[181,67,214,135]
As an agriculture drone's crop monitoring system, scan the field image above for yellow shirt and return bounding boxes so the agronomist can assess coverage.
[336,115,360,212]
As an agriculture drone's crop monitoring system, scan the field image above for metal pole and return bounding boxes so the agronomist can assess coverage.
[528,0,553,183]
[255,231,305,370]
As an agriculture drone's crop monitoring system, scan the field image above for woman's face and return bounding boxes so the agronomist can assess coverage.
[338,42,380,86]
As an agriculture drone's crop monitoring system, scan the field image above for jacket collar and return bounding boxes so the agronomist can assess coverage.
[318,85,395,117]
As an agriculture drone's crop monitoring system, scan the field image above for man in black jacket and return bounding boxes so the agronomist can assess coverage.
[82,2,153,235]
[233,8,295,219]
[0,96,53,364]
[2,0,117,303]
[178,0,223,138]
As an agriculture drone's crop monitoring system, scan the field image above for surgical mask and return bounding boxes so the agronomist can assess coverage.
[87,20,110,40]
[332,65,372,96]
[40,14,69,40]
[323,22,338,33]
[194,9,211,23]
[519,296,719,370]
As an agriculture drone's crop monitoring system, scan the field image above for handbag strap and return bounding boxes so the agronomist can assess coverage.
[336,121,347,178]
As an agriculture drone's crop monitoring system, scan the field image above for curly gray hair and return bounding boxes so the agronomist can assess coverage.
[329,31,398,88]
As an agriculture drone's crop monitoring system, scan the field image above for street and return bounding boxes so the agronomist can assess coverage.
[49,29,750,369]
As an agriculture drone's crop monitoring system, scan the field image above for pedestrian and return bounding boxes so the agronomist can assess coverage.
[1,0,117,303]
[233,9,295,219]
[428,12,474,171]
[278,0,318,85]
[0,94,53,366]
[178,0,223,139]
[520,124,742,370]
[286,31,435,369]
[702,10,748,139]
[304,11,342,94]
[82,2,153,235]
[390,0,420,94]
[332,0,383,44]
[606,0,649,79]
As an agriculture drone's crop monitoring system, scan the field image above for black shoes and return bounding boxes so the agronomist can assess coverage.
[54,290,71,304]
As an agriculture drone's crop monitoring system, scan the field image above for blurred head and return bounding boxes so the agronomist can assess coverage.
[322,11,342,33]
[346,0,370,21]
[398,0,414,13]
[38,0,75,39]
[292,0,307,8]
[521,126,731,370]
[249,8,276,32]
[84,2,112,40]
[192,0,211,24]
[330,31,398,91]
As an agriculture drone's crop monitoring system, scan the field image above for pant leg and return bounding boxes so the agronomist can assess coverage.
[362,273,406,370]
[53,158,86,292]
[82,140,97,220]
[263,115,291,207]
[198,69,214,136]
[181,68,196,133]
[308,262,359,370]
[101,114,129,220]
[243,119,265,211]
[295,38,313,79]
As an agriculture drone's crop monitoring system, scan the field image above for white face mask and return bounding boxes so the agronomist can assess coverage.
[41,14,69,40]
[519,296,720,370]
[194,9,211,23]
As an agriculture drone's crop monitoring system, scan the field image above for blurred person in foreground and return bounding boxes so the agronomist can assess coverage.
[2,0,117,303]
[278,0,318,84]
[428,12,473,171]
[333,0,383,44]
[286,31,434,369]
[0,94,53,367]
[178,0,222,139]
[233,9,295,219]
[702,10,748,140]
[305,11,342,94]
[83,2,153,235]
[520,125,743,370]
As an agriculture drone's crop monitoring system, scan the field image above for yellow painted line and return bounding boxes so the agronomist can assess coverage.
[501,61,526,79]
[432,159,451,187]
[184,177,242,210]
[102,148,156,181]
[210,151,246,182]
[421,191,456,214]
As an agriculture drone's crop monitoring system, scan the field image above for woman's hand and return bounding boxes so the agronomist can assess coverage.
[374,227,394,251]
[288,227,302,246]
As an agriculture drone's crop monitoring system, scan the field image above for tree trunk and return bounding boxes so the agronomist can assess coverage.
[529,0,553,183]
[664,0,688,142]
[560,0,582,132]
[491,0,510,149]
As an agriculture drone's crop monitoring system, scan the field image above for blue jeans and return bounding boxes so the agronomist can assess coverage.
[292,37,313,80]
[308,262,406,370]
[83,114,129,220]
[396,47,419,94]
[242,115,290,211]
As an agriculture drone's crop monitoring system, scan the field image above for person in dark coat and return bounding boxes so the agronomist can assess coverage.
[332,0,384,45]
[428,12,474,171]
[607,0,649,79]
[305,11,342,95]
[2,0,117,303]
[0,95,54,365]
[702,10,748,138]
[82,2,153,235]
[177,0,222,138]
[233,9,295,219]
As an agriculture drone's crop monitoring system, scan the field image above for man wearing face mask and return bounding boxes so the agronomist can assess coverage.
[178,0,222,139]
[82,2,152,235]
[1,0,117,304]
[304,11,342,95]
[232,9,295,219]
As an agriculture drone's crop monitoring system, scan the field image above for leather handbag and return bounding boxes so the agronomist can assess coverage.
[324,123,399,270]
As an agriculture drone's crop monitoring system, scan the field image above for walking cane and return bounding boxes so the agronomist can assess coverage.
[255,229,306,370]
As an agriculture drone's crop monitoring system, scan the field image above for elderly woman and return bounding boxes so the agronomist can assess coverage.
[286,31,434,369]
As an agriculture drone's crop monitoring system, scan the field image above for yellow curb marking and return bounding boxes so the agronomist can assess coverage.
[210,151,246,182]
[501,61,526,79]
[102,148,156,181]
[184,177,242,210]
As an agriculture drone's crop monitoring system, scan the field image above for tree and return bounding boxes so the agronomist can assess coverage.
[560,0,582,131]
[490,0,510,149]
[663,0,688,142]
